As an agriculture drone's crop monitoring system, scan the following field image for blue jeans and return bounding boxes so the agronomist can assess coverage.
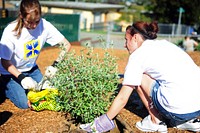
[151,81,200,126]
[1,66,42,109]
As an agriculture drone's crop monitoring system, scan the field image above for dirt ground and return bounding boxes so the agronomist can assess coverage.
[0,45,200,133]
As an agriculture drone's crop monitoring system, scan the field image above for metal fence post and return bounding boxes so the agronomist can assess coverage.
[172,24,175,37]
[106,22,111,48]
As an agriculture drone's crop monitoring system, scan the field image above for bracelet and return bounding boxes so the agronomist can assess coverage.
[52,61,59,67]
[17,73,26,82]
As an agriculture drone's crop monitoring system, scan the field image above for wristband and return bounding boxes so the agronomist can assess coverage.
[17,73,26,82]
[52,61,59,67]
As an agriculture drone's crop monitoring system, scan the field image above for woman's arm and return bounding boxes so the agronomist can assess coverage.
[1,58,21,77]
[106,85,134,119]
[194,40,199,47]
[55,38,71,62]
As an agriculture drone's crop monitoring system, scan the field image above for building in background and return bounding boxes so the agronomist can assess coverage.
[8,1,124,31]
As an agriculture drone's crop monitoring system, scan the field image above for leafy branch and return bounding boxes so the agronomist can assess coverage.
[51,45,119,123]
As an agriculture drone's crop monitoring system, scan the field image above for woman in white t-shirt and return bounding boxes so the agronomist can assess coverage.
[80,21,200,132]
[0,0,71,109]
[183,36,198,52]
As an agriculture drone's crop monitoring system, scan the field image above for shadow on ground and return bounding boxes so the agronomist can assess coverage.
[0,111,13,126]
[117,83,148,118]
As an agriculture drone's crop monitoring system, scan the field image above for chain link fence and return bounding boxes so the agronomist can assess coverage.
[82,22,200,49]
[90,22,198,36]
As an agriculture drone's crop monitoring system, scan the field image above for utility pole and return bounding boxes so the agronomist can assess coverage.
[176,7,185,35]
[2,0,5,9]
[1,0,8,18]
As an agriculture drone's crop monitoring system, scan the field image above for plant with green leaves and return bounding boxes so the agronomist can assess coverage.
[195,42,200,51]
[51,45,119,123]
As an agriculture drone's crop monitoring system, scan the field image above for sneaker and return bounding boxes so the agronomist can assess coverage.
[136,115,168,133]
[174,118,200,132]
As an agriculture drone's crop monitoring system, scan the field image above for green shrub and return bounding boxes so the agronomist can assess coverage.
[175,39,183,47]
[51,46,119,123]
[195,42,200,51]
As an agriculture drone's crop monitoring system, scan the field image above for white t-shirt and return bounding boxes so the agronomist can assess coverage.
[123,39,200,114]
[183,39,196,52]
[0,18,64,75]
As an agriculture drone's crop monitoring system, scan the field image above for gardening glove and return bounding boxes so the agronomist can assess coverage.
[18,74,37,90]
[36,79,53,91]
[80,114,115,133]
[44,61,58,78]
[41,80,54,89]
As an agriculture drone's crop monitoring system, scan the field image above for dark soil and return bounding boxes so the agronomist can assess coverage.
[0,45,199,133]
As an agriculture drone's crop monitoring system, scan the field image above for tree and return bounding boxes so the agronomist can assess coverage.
[141,0,200,26]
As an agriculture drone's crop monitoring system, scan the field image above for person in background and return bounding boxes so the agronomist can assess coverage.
[80,21,200,132]
[183,35,198,52]
[0,0,71,109]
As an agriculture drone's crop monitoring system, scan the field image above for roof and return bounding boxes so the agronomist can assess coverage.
[8,1,125,12]
[0,0,15,8]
